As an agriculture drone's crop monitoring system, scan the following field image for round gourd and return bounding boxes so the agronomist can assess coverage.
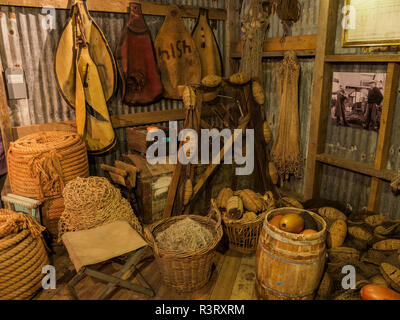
[268,162,279,185]
[361,284,400,300]
[279,197,303,209]
[279,213,304,234]
[262,191,275,210]
[237,189,266,213]
[263,121,273,145]
[318,207,347,222]
[201,75,222,88]
[241,211,258,222]
[229,72,251,85]
[226,196,244,220]
[216,187,234,210]
[327,219,347,248]
[252,80,265,105]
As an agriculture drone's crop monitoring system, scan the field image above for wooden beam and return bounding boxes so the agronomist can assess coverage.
[316,153,395,182]
[111,109,188,129]
[325,54,400,63]
[224,0,241,76]
[11,107,217,140]
[231,34,317,58]
[303,0,339,201]
[231,50,315,59]
[0,63,13,153]
[368,63,400,212]
[0,0,227,20]
[0,62,14,195]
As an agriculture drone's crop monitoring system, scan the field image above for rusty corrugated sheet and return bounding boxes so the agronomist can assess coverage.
[0,0,226,176]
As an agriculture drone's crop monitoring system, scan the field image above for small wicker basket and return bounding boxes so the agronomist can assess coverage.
[144,200,223,292]
[222,211,268,254]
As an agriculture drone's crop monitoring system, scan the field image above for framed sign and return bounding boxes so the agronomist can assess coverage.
[342,0,400,47]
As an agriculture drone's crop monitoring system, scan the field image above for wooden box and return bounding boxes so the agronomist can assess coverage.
[126,126,169,154]
[123,153,174,224]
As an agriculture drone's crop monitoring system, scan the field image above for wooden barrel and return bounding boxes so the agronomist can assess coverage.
[256,207,327,300]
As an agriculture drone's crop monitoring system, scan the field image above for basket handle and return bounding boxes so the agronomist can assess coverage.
[208,199,222,230]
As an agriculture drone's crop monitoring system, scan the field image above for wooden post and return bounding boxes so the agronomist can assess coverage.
[367,63,400,212]
[303,0,338,200]
[0,63,13,154]
[224,0,241,77]
[0,62,14,195]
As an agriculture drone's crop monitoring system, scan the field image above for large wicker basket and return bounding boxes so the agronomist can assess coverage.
[144,200,223,292]
[222,211,268,254]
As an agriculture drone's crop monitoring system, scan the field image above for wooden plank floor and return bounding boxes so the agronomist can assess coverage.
[35,247,258,300]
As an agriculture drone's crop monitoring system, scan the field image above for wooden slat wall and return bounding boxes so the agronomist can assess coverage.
[0,0,227,19]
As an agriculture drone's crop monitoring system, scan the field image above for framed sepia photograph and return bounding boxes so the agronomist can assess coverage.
[331,72,386,132]
[342,0,400,47]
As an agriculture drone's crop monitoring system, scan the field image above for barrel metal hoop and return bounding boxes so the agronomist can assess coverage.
[258,241,326,266]
[256,278,315,299]
[263,225,326,246]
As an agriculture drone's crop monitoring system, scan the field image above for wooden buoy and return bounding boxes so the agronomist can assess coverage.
[256,207,327,300]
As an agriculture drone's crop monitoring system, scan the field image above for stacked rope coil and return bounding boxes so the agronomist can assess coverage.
[7,131,89,239]
[58,177,143,242]
[0,210,49,300]
[7,131,89,200]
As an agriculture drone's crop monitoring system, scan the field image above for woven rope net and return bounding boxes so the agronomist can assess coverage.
[0,210,49,300]
[58,177,142,241]
[271,51,302,180]
[7,131,89,201]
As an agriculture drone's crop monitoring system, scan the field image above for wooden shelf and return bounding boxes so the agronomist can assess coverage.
[231,49,315,59]
[325,54,400,63]
[231,34,317,58]
[0,0,227,20]
[11,106,216,140]
[316,153,395,182]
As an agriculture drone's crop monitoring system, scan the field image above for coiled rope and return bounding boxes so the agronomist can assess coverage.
[0,210,49,300]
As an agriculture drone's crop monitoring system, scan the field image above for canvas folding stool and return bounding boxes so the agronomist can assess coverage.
[62,220,155,300]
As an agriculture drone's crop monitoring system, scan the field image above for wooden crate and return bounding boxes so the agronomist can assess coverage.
[126,126,169,154]
[123,153,174,224]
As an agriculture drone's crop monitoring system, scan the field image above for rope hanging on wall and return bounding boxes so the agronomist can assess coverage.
[270,50,302,181]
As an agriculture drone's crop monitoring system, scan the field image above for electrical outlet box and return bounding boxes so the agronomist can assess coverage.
[4,67,28,100]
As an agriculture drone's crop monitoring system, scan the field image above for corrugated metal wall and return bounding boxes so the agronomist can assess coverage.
[0,0,226,175]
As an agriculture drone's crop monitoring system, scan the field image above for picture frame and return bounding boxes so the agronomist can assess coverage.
[331,72,386,132]
[342,0,400,47]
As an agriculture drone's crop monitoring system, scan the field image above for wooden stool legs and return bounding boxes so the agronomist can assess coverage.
[67,247,155,300]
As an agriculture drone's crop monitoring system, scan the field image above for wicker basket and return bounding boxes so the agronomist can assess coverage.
[144,200,223,292]
[222,211,267,254]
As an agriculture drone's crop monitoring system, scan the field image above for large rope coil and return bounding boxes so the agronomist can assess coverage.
[7,131,89,201]
[0,210,49,300]
[58,177,143,242]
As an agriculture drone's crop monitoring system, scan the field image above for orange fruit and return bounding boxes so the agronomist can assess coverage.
[269,215,283,228]
[301,229,317,235]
